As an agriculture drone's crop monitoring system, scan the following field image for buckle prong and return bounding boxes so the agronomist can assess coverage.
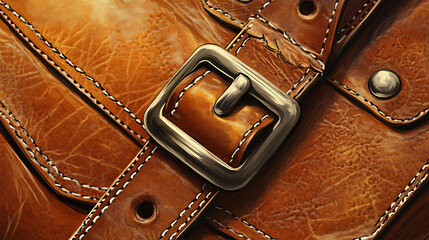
[144,44,300,191]
[214,74,251,116]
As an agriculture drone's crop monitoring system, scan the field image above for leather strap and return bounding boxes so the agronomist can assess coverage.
[70,0,356,238]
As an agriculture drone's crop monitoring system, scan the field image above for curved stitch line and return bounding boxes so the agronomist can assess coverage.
[158,185,213,239]
[169,34,250,119]
[354,159,429,240]
[255,15,325,70]
[256,0,274,15]
[207,217,253,240]
[0,108,100,201]
[320,0,339,55]
[71,144,156,240]
[338,0,378,40]
[204,0,245,26]
[0,2,147,143]
[0,101,108,192]
[286,68,311,95]
[1,1,146,128]
[330,78,429,123]
[229,114,269,164]
[215,206,276,240]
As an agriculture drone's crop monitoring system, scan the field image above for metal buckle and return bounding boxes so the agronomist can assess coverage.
[144,44,300,191]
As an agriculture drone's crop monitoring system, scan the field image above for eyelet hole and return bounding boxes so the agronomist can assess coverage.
[298,0,317,16]
[135,201,157,221]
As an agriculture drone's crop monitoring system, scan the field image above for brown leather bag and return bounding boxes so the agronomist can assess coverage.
[0,0,428,239]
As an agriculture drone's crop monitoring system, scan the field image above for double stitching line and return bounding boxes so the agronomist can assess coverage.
[354,159,429,240]
[0,1,147,142]
[207,217,253,240]
[215,206,276,240]
[0,102,104,200]
[71,144,157,240]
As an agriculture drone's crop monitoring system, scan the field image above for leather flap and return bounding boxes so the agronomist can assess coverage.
[328,0,429,127]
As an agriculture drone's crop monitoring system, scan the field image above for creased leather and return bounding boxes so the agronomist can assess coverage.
[330,0,429,126]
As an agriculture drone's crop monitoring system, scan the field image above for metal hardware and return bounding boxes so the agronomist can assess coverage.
[214,74,251,116]
[368,70,401,99]
[144,44,300,191]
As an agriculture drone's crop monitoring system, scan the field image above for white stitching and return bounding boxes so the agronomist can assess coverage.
[338,0,378,39]
[330,79,429,123]
[207,217,253,240]
[215,206,276,240]
[158,185,213,239]
[204,0,245,26]
[255,15,325,70]
[256,0,274,15]
[169,35,250,119]
[70,144,156,240]
[320,0,339,55]
[354,159,429,240]
[286,68,311,95]
[0,103,103,200]
[229,114,269,164]
[158,36,252,238]
[0,1,147,142]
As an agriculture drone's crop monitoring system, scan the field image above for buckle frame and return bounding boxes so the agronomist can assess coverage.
[144,44,300,191]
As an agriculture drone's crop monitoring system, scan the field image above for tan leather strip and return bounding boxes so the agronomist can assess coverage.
[0,132,87,239]
[0,17,140,202]
[0,1,149,144]
[327,78,429,127]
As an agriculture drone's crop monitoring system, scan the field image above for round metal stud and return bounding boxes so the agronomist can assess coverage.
[368,70,401,99]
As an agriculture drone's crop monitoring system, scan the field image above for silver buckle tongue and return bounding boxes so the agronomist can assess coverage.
[144,44,300,191]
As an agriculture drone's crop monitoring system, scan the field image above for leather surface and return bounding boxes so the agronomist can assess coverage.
[0,131,87,239]
[0,0,428,239]
[330,0,429,126]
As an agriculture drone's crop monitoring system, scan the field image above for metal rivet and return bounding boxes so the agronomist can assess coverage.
[368,70,401,99]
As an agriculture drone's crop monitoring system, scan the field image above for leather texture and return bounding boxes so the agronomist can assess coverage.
[0,0,428,239]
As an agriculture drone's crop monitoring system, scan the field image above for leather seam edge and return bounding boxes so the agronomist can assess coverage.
[214,206,276,240]
[328,78,429,124]
[0,1,147,143]
[70,144,157,240]
[0,101,104,200]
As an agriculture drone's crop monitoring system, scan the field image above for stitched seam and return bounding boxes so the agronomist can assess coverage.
[207,217,253,240]
[320,0,339,55]
[295,72,318,97]
[169,35,250,119]
[229,114,269,164]
[286,68,311,95]
[0,2,147,143]
[354,159,429,240]
[255,15,325,70]
[71,144,156,240]
[159,185,213,240]
[256,0,274,15]
[204,0,245,26]
[0,104,101,200]
[330,78,429,123]
[338,0,378,39]
[215,206,276,240]
[0,101,108,192]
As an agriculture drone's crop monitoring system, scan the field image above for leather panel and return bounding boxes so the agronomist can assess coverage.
[0,19,139,202]
[205,82,429,239]
[3,0,236,143]
[0,131,87,239]
[330,0,429,126]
